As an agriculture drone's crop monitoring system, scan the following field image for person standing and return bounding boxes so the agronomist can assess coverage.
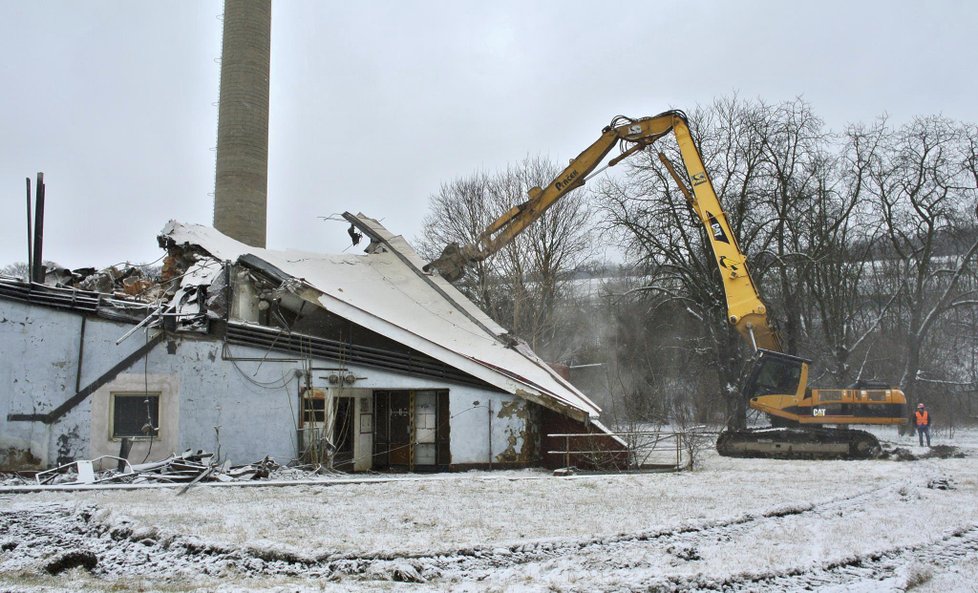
[915,403,931,447]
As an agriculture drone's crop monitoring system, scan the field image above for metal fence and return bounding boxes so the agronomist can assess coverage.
[547,427,717,471]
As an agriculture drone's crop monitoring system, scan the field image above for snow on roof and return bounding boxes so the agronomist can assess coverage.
[160,218,602,420]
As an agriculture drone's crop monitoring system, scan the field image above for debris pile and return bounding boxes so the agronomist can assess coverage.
[13,450,279,488]
[42,264,164,301]
[881,444,963,461]
[1,451,358,489]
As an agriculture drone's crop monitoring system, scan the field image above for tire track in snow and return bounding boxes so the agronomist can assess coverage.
[318,474,976,588]
[1,473,972,590]
[321,481,919,579]
[638,524,978,593]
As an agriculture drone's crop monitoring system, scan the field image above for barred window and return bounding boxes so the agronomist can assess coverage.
[111,392,160,439]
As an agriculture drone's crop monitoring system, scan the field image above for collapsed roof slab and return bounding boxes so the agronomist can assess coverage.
[159,218,602,423]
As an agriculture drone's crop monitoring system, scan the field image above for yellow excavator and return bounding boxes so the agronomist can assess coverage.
[426,109,908,459]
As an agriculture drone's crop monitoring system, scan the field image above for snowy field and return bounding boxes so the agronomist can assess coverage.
[2,427,978,592]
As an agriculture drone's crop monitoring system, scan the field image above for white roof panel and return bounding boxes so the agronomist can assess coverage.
[160,219,601,420]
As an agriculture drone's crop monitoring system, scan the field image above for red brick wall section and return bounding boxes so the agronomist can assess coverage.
[540,407,628,471]
[547,362,570,380]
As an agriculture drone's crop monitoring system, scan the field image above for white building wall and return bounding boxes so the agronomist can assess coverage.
[1,299,154,469]
[1,297,537,471]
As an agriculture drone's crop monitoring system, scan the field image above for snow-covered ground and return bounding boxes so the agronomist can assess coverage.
[2,427,977,592]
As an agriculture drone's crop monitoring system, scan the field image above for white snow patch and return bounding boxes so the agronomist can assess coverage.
[2,428,977,592]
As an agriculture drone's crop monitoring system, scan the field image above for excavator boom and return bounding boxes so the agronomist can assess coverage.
[425,115,663,282]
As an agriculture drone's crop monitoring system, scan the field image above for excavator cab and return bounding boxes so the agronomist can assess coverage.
[742,349,808,400]
[741,348,907,430]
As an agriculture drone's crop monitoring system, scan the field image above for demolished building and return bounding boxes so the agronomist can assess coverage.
[1,215,620,473]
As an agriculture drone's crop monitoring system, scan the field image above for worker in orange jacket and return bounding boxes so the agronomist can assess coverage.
[914,403,931,447]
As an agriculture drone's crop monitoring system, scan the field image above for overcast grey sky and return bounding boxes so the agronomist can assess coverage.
[2,0,977,270]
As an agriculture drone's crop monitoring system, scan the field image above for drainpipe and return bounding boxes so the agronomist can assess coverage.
[487,400,492,469]
[75,317,87,393]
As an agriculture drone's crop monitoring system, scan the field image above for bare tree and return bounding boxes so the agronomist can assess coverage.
[797,122,890,385]
[1,262,29,279]
[2,260,63,282]
[746,99,838,356]
[850,115,978,414]
[417,171,502,315]
[598,97,777,428]
[417,156,594,360]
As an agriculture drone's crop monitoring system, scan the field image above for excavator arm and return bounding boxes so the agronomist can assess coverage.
[425,110,780,352]
[424,114,667,282]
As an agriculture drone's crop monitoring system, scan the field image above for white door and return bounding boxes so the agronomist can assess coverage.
[414,391,437,466]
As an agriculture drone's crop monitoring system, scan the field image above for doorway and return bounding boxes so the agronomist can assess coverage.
[372,390,450,471]
[299,388,355,469]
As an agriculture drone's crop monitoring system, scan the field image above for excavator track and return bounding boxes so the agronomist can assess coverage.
[716,427,882,460]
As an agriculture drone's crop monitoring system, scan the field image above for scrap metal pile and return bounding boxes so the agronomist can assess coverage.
[1,450,278,488]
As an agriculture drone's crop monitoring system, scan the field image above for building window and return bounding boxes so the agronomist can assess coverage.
[302,389,326,426]
[111,392,160,439]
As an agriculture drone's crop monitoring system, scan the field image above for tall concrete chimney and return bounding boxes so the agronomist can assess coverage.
[213,0,271,248]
